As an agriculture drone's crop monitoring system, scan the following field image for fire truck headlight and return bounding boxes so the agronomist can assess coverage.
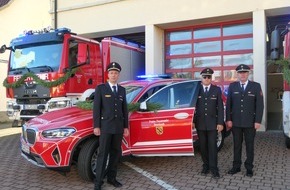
[48,100,71,110]
[42,128,76,138]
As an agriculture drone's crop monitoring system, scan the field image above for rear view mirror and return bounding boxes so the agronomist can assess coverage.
[270,29,281,60]
[0,45,7,53]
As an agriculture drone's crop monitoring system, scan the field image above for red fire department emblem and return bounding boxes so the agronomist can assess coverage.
[155,125,163,135]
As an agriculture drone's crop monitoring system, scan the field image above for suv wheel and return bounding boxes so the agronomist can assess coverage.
[217,130,225,151]
[78,138,99,181]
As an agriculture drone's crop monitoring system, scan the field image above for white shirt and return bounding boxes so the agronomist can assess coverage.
[108,82,118,92]
[203,84,211,93]
[240,80,248,89]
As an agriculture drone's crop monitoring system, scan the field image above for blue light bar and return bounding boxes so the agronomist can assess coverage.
[136,74,172,80]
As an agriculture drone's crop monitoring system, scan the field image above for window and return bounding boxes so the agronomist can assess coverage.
[147,81,199,110]
[194,27,220,39]
[138,85,166,103]
[166,30,192,41]
[223,23,253,36]
[166,44,192,56]
[165,20,253,95]
[9,43,62,72]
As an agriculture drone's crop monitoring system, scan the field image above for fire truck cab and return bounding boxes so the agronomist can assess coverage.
[270,23,290,149]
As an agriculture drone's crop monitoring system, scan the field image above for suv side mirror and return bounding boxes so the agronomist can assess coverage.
[139,101,147,111]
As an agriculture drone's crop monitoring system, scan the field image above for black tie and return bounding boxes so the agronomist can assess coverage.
[112,86,117,96]
[205,87,208,95]
[241,83,245,92]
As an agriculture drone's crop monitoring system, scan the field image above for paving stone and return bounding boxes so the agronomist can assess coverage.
[0,123,289,190]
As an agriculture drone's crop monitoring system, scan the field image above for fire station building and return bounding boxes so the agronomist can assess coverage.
[1,0,290,131]
[40,0,290,131]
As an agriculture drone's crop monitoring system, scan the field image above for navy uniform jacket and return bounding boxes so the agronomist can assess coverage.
[194,84,224,130]
[226,81,264,128]
[93,82,128,134]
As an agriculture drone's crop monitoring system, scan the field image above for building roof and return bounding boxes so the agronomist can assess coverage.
[0,0,11,8]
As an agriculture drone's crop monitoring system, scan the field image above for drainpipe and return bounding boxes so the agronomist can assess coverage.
[54,0,58,28]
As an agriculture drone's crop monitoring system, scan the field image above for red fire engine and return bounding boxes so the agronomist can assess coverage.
[0,28,145,127]
[270,23,290,148]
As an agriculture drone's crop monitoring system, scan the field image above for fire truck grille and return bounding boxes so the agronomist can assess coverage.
[26,129,36,144]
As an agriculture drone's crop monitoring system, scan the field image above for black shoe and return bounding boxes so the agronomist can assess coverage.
[246,170,253,177]
[94,185,101,190]
[201,168,209,175]
[107,179,122,187]
[211,171,220,179]
[94,181,103,190]
[228,168,241,175]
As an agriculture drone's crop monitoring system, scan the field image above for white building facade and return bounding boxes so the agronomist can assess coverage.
[1,0,290,130]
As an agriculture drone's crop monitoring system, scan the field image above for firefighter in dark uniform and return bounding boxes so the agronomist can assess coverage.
[193,68,224,179]
[226,64,264,177]
[93,62,129,190]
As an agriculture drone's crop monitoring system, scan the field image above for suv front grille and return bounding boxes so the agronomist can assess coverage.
[26,129,36,144]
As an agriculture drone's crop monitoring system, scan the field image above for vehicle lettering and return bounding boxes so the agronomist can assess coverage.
[13,73,49,82]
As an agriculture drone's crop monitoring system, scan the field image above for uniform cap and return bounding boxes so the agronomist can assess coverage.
[236,64,250,72]
[200,68,214,76]
[107,62,122,72]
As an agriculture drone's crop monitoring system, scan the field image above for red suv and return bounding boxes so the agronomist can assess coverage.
[21,78,228,181]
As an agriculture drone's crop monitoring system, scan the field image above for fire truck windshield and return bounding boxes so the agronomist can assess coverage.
[9,43,63,72]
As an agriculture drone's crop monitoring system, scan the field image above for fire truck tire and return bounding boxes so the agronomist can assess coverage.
[12,120,19,127]
[286,137,290,149]
[77,138,99,181]
[21,120,26,127]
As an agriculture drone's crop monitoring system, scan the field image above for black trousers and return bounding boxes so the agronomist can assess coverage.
[232,127,256,170]
[94,133,123,186]
[197,130,218,172]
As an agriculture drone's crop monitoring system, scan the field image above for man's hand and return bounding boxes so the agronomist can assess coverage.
[94,128,100,136]
[254,123,261,130]
[123,128,129,137]
[217,124,224,132]
[226,121,233,128]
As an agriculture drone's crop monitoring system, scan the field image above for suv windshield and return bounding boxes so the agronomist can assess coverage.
[9,43,63,72]
[124,85,143,103]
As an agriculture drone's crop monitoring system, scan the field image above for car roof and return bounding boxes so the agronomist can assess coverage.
[120,78,186,87]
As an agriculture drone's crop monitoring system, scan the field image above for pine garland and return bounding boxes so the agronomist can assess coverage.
[76,100,94,110]
[268,58,290,84]
[3,68,78,89]
[76,101,163,112]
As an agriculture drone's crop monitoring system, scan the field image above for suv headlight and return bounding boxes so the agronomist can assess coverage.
[42,128,76,138]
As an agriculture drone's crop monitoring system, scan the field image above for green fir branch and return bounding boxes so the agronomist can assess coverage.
[3,68,78,89]
[76,101,163,112]
[76,100,94,110]
[268,58,290,84]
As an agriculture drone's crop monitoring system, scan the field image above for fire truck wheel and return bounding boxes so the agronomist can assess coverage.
[77,138,99,181]
[286,137,290,149]
[12,120,19,127]
[217,130,225,152]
